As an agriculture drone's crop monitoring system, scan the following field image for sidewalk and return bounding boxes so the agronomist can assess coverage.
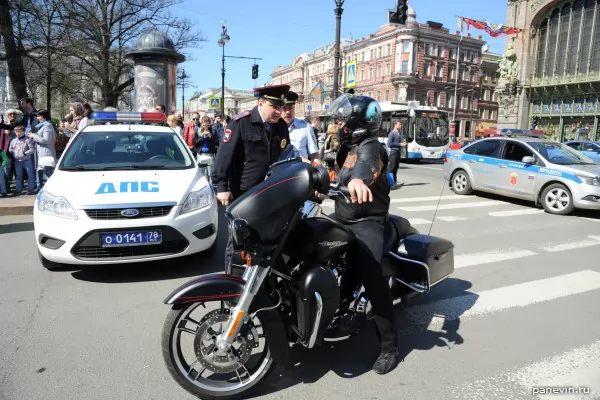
[0,195,35,215]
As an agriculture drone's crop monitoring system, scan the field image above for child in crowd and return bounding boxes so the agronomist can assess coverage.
[9,125,36,195]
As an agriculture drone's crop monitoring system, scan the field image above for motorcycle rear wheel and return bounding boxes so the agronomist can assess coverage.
[162,300,276,400]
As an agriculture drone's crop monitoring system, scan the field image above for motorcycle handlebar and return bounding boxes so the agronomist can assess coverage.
[326,183,351,203]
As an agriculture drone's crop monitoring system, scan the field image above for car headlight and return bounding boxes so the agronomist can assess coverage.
[37,190,78,219]
[577,175,600,186]
[180,185,214,214]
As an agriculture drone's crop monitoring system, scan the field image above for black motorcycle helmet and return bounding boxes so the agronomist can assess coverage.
[327,94,382,143]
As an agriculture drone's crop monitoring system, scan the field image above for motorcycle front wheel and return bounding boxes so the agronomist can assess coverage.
[162,300,276,400]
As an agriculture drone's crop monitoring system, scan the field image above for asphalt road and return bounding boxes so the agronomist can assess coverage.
[1,160,600,400]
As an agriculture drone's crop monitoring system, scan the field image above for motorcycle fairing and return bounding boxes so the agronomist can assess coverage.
[164,272,292,367]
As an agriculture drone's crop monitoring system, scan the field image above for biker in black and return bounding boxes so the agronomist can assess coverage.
[328,94,399,375]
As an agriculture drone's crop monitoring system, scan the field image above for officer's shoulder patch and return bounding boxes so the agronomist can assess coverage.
[233,111,250,121]
[222,128,233,143]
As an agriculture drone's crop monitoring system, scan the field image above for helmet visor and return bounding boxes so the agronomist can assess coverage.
[326,94,353,122]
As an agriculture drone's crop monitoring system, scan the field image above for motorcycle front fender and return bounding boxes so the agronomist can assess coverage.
[163,272,291,367]
[164,273,245,305]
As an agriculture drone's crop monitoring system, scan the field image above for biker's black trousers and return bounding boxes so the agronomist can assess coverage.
[344,219,398,353]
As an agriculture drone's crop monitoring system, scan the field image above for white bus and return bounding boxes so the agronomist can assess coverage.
[376,101,450,162]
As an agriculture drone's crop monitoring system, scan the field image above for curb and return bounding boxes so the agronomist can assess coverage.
[0,206,34,216]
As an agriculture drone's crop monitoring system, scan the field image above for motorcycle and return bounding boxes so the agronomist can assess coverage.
[161,156,455,400]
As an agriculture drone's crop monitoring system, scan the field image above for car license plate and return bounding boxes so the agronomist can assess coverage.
[101,230,162,247]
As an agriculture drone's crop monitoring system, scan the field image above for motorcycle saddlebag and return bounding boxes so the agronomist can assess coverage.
[393,234,454,289]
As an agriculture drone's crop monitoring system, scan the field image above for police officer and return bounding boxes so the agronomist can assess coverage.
[211,84,294,271]
[326,93,399,375]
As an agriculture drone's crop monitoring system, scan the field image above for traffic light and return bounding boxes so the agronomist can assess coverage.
[252,64,259,79]
[389,0,408,25]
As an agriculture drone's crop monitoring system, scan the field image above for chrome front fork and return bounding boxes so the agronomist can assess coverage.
[215,265,270,352]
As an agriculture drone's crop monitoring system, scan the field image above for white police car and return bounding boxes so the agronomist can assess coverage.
[34,111,218,271]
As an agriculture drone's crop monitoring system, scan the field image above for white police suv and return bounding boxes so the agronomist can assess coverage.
[34,111,218,271]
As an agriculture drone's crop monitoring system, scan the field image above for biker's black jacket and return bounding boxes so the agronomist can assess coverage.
[334,135,391,224]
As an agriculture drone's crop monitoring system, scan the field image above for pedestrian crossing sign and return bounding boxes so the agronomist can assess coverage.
[209,96,221,109]
[346,60,357,88]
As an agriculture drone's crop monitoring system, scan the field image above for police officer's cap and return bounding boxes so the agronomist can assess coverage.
[284,91,299,106]
[254,84,290,107]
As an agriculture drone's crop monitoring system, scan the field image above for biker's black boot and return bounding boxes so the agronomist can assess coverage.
[372,351,399,375]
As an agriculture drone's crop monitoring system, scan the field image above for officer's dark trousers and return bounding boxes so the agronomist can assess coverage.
[387,149,400,182]
[345,219,398,353]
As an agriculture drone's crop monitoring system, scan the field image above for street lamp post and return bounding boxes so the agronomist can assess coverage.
[332,0,345,101]
[218,20,230,117]
[180,67,188,117]
[453,36,463,137]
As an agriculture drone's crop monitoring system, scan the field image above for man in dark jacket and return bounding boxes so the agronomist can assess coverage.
[386,119,403,186]
[328,94,399,375]
[211,84,295,271]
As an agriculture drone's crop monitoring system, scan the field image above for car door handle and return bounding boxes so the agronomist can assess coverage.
[498,164,507,168]
[468,160,476,163]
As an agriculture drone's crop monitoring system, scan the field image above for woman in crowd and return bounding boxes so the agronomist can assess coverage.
[28,109,56,190]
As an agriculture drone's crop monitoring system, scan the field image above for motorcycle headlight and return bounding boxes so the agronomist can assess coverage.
[37,190,78,219]
[180,185,214,214]
[577,175,600,186]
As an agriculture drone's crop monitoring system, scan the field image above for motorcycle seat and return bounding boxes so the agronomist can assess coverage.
[383,215,417,252]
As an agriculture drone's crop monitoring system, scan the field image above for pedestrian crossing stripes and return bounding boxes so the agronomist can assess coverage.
[313,191,600,398]
[317,194,600,227]
[403,270,600,331]
[451,340,600,400]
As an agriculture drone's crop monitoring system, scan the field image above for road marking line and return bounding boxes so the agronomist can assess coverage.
[407,218,432,225]
[401,270,600,333]
[407,165,443,170]
[540,235,600,252]
[451,340,600,400]
[455,249,537,269]
[489,209,544,217]
[391,195,462,203]
[436,216,467,222]
[582,217,600,222]
[397,200,504,212]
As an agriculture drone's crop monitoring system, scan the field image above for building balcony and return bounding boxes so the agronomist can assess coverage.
[390,71,418,84]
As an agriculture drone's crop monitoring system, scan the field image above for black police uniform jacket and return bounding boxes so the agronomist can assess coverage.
[335,135,391,224]
[211,106,291,199]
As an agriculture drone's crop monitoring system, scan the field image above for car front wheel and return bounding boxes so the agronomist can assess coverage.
[540,183,575,215]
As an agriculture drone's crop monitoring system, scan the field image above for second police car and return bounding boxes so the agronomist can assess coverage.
[443,130,600,215]
[34,111,218,271]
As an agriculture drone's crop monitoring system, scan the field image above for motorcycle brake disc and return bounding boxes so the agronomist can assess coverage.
[193,309,257,374]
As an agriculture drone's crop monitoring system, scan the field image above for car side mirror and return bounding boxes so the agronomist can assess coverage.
[522,156,536,164]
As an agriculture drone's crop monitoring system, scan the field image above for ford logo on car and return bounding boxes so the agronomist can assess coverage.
[120,209,140,217]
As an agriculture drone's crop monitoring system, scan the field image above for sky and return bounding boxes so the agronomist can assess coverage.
[170,0,509,109]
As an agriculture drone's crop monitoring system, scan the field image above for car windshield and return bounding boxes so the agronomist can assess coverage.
[527,141,597,165]
[58,130,194,171]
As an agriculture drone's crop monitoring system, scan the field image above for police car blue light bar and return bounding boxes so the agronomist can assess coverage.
[90,111,167,123]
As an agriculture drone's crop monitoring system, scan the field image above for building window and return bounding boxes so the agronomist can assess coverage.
[385,90,390,101]
[402,60,409,73]
[437,46,444,57]
[360,68,364,80]
[370,49,374,60]
[377,64,382,77]
[433,92,440,107]
[386,44,392,56]
[424,62,431,76]
[535,0,600,78]
[368,65,373,79]
[403,40,410,52]
[436,63,443,77]
[386,61,391,75]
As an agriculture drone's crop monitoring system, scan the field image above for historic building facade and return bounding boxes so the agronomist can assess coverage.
[184,87,256,120]
[500,0,600,141]
[271,7,500,138]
